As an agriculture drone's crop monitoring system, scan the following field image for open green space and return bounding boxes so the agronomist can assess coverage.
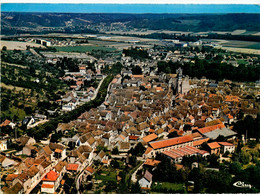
[152,182,185,192]
[53,45,116,53]
[95,169,117,182]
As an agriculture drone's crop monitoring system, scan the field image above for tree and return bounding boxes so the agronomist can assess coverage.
[129,142,145,156]
[207,154,219,167]
[2,46,7,51]
[229,161,242,175]
[168,131,179,138]
[130,181,141,193]
[128,156,137,166]
[131,65,142,75]
[50,132,62,143]
[112,147,119,155]
[240,150,252,164]
[110,159,120,168]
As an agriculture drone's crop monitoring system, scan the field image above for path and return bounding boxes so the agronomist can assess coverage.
[27,119,49,129]
[131,162,144,183]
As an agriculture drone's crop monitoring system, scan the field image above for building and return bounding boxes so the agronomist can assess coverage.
[138,170,153,189]
[162,146,209,163]
[0,140,7,151]
[218,142,235,153]
[148,135,194,156]
[207,142,221,155]
[41,170,60,193]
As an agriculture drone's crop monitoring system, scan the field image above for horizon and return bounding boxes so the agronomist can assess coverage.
[2,3,260,13]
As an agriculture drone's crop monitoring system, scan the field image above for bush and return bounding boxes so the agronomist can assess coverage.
[223,151,230,157]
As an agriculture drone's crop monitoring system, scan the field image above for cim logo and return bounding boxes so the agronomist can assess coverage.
[233,181,252,189]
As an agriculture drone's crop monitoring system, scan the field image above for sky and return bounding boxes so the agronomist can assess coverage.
[1,3,260,13]
[1,0,260,3]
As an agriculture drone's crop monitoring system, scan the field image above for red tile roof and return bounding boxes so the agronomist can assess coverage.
[55,148,63,153]
[144,147,153,155]
[149,135,193,150]
[66,164,79,171]
[61,179,65,185]
[0,119,11,127]
[144,159,161,166]
[197,123,225,134]
[42,170,59,181]
[6,174,18,181]
[218,142,234,146]
[142,133,158,143]
[207,142,221,149]
[86,166,94,174]
[193,138,210,147]
[129,135,139,140]
[225,95,240,102]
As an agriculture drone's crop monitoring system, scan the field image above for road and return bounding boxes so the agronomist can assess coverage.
[91,75,107,100]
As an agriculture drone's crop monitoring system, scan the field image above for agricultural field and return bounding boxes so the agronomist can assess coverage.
[221,40,260,50]
[1,40,45,50]
[53,45,116,53]
[222,47,260,55]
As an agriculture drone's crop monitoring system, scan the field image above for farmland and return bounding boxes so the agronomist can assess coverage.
[1,40,45,50]
[220,40,260,50]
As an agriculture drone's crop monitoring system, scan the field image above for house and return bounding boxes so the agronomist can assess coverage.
[207,142,221,155]
[138,170,153,189]
[143,147,154,158]
[142,133,158,143]
[102,133,111,146]
[0,140,8,151]
[66,163,79,172]
[22,145,38,157]
[16,136,36,146]
[118,142,131,152]
[48,143,66,161]
[95,150,106,161]
[5,174,19,187]
[5,182,24,194]
[0,119,16,129]
[67,145,94,166]
[86,166,95,175]
[1,157,18,168]
[12,173,31,193]
[77,133,96,148]
[41,170,61,194]
[218,142,235,153]
[144,159,161,167]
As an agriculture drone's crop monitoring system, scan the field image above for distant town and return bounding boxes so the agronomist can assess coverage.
[1,11,260,194]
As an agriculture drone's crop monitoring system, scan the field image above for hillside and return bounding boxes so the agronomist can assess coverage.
[1,13,260,35]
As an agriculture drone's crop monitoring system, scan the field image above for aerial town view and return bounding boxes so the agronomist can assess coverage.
[0,2,260,193]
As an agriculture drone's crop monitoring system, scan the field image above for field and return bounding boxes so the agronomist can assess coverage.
[221,40,260,50]
[222,47,260,55]
[1,40,45,50]
[53,45,116,52]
